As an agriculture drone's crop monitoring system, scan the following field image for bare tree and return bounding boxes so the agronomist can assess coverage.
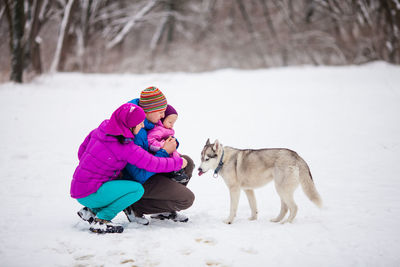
[310,0,400,64]
[379,0,400,63]
[26,0,44,74]
[5,0,25,82]
[3,0,55,82]
[150,0,178,52]
[235,0,268,66]
[50,0,77,72]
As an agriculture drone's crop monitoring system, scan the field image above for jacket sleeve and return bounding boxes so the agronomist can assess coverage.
[147,126,166,152]
[125,143,183,173]
[124,163,156,184]
[78,129,95,160]
[133,128,149,151]
[124,148,170,184]
[154,148,170,157]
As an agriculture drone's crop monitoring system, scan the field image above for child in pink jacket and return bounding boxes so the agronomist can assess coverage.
[147,105,189,183]
[147,104,180,157]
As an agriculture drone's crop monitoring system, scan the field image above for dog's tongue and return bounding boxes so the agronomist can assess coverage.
[198,170,204,176]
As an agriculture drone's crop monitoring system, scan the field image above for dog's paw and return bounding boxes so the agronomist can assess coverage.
[223,218,233,224]
[248,215,257,221]
[281,218,294,224]
[270,218,281,223]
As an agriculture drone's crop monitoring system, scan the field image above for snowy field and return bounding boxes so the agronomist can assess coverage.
[0,62,400,267]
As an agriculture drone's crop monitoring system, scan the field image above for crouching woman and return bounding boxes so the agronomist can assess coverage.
[70,103,185,234]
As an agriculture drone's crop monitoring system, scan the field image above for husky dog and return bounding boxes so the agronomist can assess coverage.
[198,139,322,224]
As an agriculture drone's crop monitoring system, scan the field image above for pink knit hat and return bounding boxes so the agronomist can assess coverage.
[104,103,145,138]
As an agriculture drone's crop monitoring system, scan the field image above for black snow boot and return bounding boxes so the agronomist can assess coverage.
[89,218,124,234]
[150,211,189,222]
[167,169,190,184]
[77,207,95,224]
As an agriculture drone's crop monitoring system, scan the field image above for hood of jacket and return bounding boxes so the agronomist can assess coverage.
[104,103,145,138]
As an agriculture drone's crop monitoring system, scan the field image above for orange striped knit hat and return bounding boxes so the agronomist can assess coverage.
[139,86,168,113]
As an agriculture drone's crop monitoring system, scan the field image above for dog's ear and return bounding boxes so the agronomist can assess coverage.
[213,139,220,151]
[206,138,210,146]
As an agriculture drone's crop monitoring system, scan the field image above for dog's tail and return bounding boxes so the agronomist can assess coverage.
[298,158,323,208]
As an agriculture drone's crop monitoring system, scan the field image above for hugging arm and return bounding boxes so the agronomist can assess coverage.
[126,144,183,173]
[124,149,170,183]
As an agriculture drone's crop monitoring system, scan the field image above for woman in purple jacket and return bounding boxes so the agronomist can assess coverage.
[70,103,185,234]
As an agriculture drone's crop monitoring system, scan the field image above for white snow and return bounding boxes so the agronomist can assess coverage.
[1,62,400,267]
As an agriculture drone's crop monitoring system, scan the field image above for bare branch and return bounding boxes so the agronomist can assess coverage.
[0,5,5,22]
[106,0,159,49]
[50,0,75,72]
[150,14,169,50]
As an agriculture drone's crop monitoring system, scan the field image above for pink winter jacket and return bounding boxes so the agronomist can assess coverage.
[70,120,183,199]
[147,121,180,157]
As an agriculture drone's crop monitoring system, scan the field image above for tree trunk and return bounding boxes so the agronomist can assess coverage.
[164,0,176,52]
[235,0,267,66]
[50,0,76,72]
[381,0,400,63]
[28,0,44,74]
[165,1,175,51]
[75,0,92,71]
[9,0,25,83]
[259,0,277,37]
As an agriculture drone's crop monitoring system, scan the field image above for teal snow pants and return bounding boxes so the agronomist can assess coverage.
[77,180,144,221]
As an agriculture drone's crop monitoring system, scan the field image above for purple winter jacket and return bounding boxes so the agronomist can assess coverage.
[70,120,183,199]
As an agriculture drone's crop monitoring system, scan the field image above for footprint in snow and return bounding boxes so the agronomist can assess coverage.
[195,237,217,245]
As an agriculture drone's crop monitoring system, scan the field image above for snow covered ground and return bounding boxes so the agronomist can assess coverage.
[0,62,399,267]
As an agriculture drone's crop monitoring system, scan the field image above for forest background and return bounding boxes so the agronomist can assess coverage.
[1,0,399,83]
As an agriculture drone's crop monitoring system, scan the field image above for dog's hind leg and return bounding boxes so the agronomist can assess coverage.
[270,199,288,223]
[272,166,299,223]
[281,193,298,224]
[244,189,258,220]
[271,168,289,223]
[224,186,241,224]
[273,167,299,223]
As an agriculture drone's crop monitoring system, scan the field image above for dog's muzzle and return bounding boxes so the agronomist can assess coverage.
[198,168,205,176]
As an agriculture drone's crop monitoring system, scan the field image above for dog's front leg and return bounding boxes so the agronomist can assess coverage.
[244,189,258,220]
[224,186,240,224]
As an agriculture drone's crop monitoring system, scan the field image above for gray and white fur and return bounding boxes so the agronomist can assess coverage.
[198,139,322,224]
